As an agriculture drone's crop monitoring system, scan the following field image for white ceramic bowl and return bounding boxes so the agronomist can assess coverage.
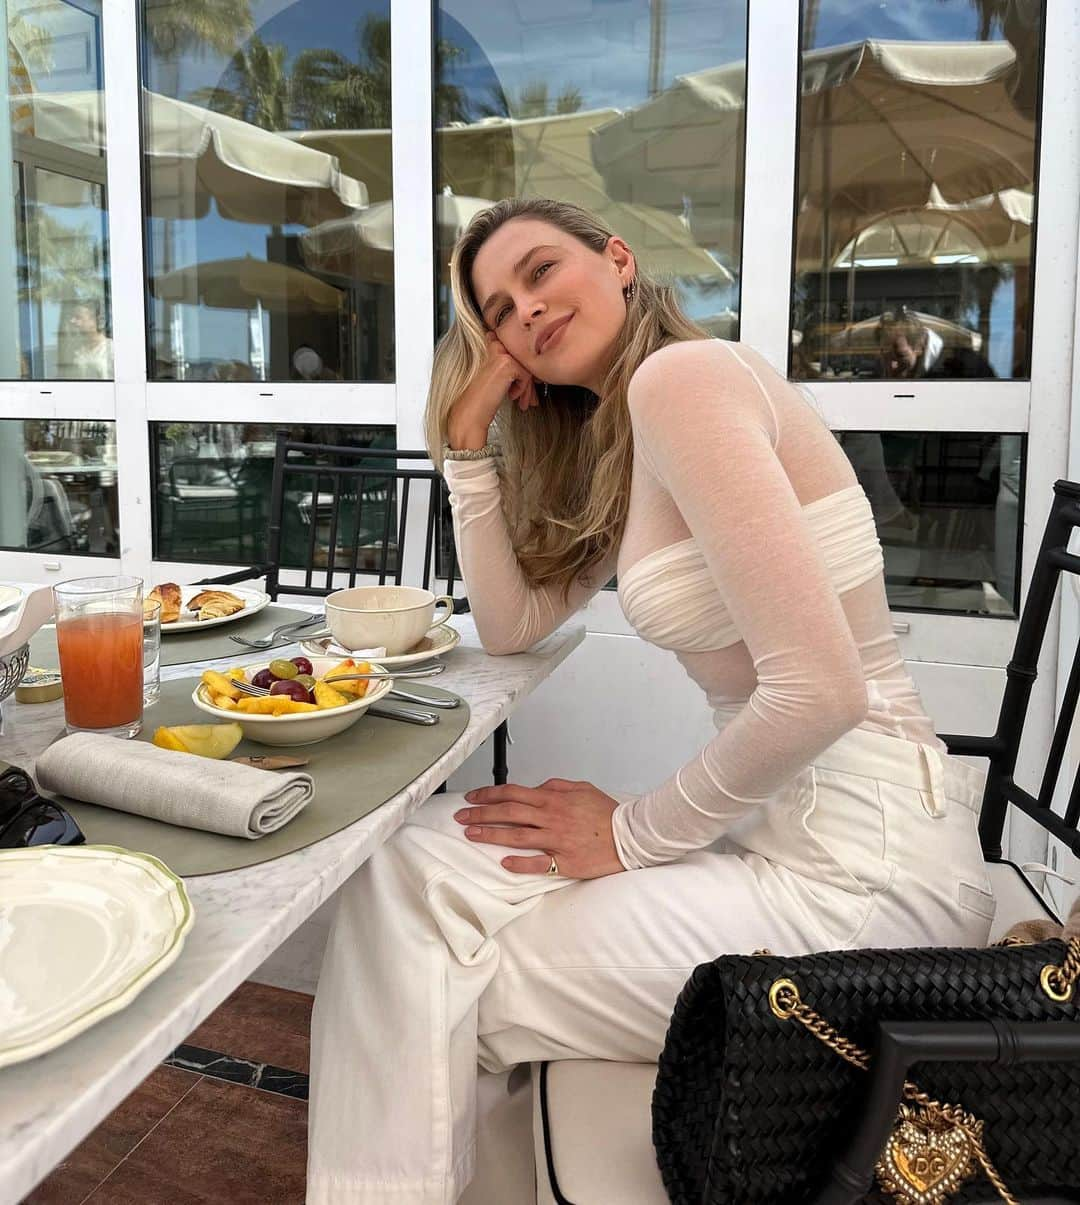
[192,656,393,747]
[325,585,455,656]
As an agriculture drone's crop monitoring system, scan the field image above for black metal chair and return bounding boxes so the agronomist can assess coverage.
[531,479,1080,1205]
[204,429,510,785]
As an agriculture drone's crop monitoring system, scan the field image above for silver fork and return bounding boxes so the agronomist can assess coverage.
[229,663,446,696]
[227,614,322,650]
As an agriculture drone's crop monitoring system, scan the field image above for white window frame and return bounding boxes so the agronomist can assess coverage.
[0,0,1077,668]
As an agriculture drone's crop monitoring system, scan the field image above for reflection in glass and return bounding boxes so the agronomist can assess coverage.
[792,1,1042,381]
[6,0,111,380]
[433,0,747,336]
[837,430,1022,617]
[141,0,391,382]
[0,420,118,554]
[152,423,397,566]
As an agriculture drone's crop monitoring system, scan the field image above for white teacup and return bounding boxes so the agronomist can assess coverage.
[325,586,454,656]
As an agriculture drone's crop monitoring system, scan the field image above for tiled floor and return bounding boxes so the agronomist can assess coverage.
[22,982,314,1205]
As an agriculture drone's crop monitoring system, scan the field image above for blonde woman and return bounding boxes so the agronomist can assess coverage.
[306,199,993,1203]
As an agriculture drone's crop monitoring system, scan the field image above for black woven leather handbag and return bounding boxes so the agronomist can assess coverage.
[651,937,1080,1205]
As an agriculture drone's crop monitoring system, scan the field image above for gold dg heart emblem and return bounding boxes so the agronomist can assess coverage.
[875,1104,979,1205]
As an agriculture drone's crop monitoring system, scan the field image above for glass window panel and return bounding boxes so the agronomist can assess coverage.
[152,423,398,566]
[0,419,119,553]
[6,0,111,380]
[433,0,747,337]
[142,0,392,382]
[837,430,1022,616]
[792,1,1042,381]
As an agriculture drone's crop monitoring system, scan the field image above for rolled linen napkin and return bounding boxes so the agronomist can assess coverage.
[35,732,314,839]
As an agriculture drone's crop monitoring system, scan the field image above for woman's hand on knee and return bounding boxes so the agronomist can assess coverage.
[453,778,624,879]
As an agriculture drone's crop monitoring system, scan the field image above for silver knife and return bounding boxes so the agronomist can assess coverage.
[388,687,460,710]
[367,703,439,726]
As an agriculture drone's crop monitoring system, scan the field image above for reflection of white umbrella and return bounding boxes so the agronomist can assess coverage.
[828,309,982,353]
[28,90,367,225]
[833,189,1033,268]
[152,256,343,312]
[300,194,492,278]
[593,40,1034,246]
[294,111,730,281]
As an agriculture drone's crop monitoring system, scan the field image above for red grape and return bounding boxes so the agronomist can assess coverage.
[251,668,275,690]
[270,679,311,703]
[291,656,314,676]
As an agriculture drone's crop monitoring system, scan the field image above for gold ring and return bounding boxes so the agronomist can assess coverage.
[546,855,559,876]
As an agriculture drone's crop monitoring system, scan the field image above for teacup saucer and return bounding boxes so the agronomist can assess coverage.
[300,622,461,667]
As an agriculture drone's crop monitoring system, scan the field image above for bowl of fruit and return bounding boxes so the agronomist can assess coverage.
[192,654,393,747]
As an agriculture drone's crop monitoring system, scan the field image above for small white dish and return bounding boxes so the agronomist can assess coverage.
[0,845,194,1069]
[193,655,394,747]
[161,584,271,633]
[0,584,25,615]
[300,622,461,667]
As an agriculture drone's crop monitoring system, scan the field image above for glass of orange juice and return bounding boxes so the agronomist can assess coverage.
[54,576,144,738]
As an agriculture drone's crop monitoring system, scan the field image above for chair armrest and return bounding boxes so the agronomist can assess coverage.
[194,567,268,587]
[938,734,1005,758]
[811,1020,1080,1205]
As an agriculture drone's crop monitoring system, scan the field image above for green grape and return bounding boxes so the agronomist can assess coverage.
[294,674,316,691]
[268,658,298,680]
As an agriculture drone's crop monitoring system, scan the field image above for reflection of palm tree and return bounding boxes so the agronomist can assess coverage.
[20,213,103,305]
[476,79,584,120]
[954,0,1009,40]
[291,17,469,128]
[143,0,254,59]
[192,17,469,132]
[191,35,291,130]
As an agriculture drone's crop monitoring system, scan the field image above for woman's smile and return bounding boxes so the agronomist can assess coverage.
[535,313,573,356]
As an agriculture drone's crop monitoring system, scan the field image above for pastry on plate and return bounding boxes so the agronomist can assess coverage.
[148,583,182,624]
[187,589,246,621]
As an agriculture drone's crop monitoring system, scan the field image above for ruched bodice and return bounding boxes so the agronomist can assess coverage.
[443,337,945,870]
[617,485,883,653]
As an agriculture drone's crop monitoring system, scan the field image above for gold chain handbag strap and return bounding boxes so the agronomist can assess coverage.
[762,936,1080,1205]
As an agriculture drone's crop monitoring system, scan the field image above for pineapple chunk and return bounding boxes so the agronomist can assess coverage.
[201,669,242,700]
[314,680,350,709]
[325,658,370,698]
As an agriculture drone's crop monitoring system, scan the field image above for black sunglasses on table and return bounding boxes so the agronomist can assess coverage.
[0,764,85,849]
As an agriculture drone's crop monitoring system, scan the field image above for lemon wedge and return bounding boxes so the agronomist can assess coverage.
[153,722,244,759]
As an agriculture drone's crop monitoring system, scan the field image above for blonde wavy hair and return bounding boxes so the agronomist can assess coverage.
[424,198,710,601]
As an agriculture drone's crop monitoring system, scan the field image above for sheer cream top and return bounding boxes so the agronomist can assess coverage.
[443,339,944,870]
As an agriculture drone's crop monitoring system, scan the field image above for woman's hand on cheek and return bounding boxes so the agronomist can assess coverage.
[452,778,625,879]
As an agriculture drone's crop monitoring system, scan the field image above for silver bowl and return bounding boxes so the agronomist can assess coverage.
[0,643,30,706]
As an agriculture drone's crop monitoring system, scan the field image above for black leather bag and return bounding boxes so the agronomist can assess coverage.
[651,940,1080,1204]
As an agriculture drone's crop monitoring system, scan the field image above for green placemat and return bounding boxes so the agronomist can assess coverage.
[47,675,469,877]
[29,605,315,669]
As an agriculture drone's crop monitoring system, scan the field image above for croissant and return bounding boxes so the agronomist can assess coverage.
[148,582,182,624]
[188,589,246,621]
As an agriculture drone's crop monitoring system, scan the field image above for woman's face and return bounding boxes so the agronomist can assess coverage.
[470,218,634,394]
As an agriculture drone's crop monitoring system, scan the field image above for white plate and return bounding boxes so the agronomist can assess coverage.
[299,622,461,666]
[0,845,194,1068]
[0,584,25,614]
[159,583,271,633]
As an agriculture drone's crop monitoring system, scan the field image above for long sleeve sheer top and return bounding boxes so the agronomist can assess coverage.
[443,339,944,870]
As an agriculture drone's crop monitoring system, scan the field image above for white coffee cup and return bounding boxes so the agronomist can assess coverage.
[325,586,454,656]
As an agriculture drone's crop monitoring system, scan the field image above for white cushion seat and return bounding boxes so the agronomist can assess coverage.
[534,861,1063,1204]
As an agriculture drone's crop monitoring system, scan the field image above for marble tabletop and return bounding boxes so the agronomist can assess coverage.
[0,613,585,1205]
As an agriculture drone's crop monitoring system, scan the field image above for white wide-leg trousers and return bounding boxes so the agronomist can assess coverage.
[306,727,994,1204]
